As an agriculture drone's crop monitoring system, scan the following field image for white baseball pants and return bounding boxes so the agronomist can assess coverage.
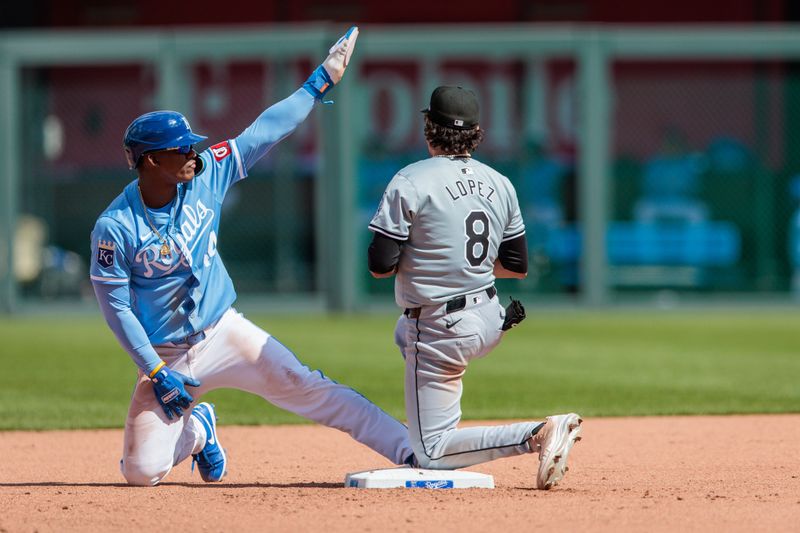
[120,308,413,486]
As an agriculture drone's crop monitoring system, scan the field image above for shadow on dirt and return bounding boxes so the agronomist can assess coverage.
[0,481,342,489]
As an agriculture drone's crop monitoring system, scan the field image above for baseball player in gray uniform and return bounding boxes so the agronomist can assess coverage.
[367,86,583,490]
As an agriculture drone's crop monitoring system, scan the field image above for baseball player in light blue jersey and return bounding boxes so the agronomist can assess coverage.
[90,27,416,486]
[367,86,583,489]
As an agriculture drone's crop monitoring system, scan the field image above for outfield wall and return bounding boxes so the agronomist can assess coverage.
[3,24,800,312]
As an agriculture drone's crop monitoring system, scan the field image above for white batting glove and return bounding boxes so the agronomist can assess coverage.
[322,26,359,85]
[303,26,359,100]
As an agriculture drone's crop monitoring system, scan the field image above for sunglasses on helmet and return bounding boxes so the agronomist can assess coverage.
[143,145,194,157]
[163,145,194,155]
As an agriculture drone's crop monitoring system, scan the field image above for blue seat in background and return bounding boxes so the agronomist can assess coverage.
[789,175,800,268]
[789,176,800,296]
[519,156,570,253]
[705,136,752,173]
[606,222,740,266]
[634,153,708,224]
[546,222,739,267]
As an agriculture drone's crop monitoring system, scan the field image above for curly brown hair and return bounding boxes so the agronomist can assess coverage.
[424,116,485,155]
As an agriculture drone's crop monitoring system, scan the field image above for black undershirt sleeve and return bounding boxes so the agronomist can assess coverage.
[368,232,403,274]
[497,234,528,274]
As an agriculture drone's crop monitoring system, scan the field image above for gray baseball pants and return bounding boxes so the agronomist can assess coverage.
[395,289,542,470]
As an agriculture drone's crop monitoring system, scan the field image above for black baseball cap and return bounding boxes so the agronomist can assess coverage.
[422,86,479,130]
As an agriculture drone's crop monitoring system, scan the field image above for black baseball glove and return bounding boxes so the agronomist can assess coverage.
[501,296,526,331]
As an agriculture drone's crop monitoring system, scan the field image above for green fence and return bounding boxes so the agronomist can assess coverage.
[3,24,800,313]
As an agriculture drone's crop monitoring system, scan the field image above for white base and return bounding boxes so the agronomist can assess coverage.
[344,467,494,489]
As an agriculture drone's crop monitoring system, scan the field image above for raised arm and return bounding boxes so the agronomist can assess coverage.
[234,26,359,170]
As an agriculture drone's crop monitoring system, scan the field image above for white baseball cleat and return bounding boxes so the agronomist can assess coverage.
[531,413,583,490]
[323,26,359,84]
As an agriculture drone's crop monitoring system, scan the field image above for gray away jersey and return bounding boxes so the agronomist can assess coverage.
[369,156,525,308]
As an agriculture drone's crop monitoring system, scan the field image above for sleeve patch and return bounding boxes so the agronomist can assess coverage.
[210,141,231,161]
[96,240,116,268]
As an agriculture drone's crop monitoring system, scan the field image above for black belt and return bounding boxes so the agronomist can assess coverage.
[404,286,496,319]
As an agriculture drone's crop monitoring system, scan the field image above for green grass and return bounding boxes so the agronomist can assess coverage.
[1,310,798,430]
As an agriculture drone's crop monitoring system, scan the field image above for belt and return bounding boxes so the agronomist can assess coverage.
[404,286,496,319]
[182,329,208,346]
[160,315,223,348]
[159,330,207,348]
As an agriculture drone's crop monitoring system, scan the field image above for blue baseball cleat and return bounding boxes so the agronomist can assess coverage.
[190,402,227,482]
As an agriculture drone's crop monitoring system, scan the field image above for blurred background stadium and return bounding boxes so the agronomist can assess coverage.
[3,0,800,314]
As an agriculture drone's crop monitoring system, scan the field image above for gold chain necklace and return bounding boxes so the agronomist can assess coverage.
[137,185,174,258]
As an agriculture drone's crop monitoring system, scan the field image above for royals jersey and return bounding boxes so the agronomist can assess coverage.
[89,87,317,358]
[90,139,245,344]
[369,156,525,309]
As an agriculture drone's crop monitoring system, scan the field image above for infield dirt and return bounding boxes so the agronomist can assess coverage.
[1,414,798,532]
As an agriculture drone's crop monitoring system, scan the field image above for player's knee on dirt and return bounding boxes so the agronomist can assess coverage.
[413,453,436,469]
[408,432,450,469]
[412,451,454,470]
[120,458,171,486]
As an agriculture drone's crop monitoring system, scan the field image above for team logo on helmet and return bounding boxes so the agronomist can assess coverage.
[211,141,230,161]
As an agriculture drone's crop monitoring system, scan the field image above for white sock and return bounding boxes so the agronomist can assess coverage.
[189,414,208,455]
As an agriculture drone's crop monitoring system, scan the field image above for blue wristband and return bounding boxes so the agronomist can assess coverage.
[302,65,335,101]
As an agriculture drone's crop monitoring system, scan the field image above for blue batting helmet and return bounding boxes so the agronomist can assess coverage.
[123,110,207,169]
